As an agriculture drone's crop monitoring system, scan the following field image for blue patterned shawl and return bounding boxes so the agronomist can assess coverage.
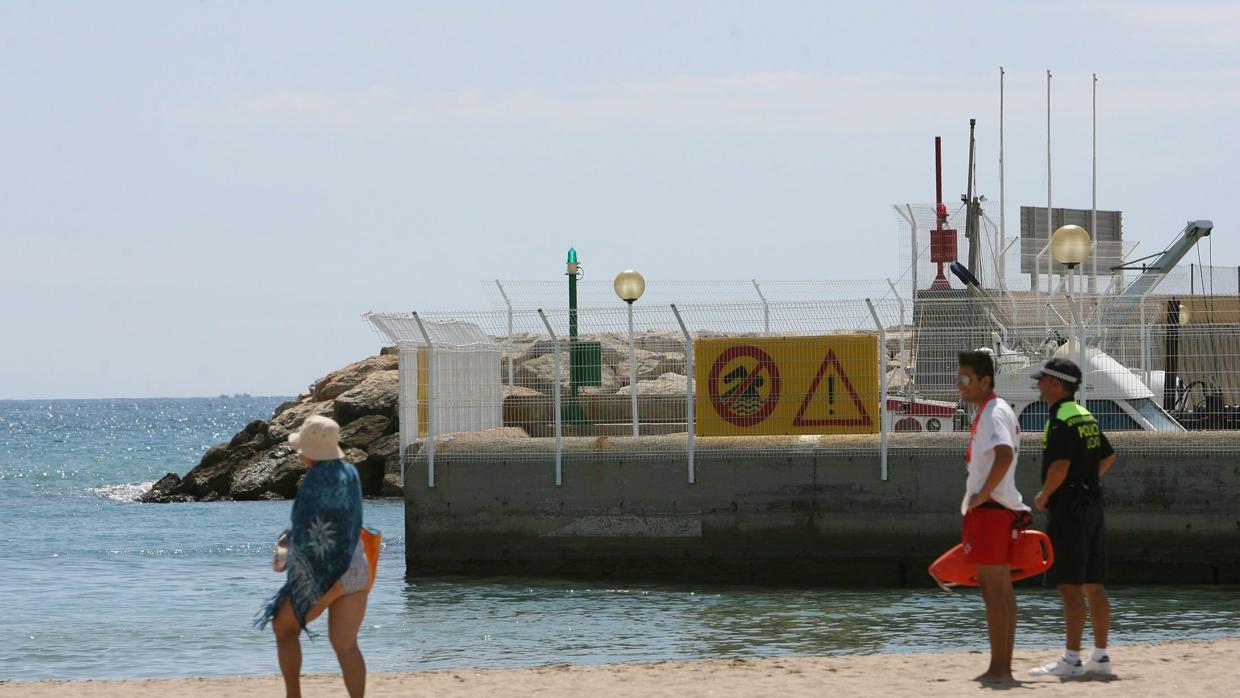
[256,459,363,633]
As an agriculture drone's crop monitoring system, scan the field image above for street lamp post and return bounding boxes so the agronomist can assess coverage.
[614,270,646,437]
[1051,224,1092,401]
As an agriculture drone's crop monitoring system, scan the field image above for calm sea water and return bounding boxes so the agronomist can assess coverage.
[1,398,1237,681]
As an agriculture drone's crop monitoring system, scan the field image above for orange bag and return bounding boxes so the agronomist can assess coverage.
[359,527,382,593]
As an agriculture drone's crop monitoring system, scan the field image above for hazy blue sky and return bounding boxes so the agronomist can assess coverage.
[3,1,1237,398]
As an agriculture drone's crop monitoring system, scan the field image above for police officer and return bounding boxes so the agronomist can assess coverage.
[1027,358,1118,679]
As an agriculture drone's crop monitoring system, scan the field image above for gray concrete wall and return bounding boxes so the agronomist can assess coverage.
[403,432,1240,586]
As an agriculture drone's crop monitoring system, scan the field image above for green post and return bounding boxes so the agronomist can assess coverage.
[568,248,579,342]
[563,249,588,425]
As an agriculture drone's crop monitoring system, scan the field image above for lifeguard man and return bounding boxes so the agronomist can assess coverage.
[957,349,1030,683]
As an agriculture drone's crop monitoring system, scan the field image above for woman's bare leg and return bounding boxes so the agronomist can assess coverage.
[328,591,370,698]
[271,600,303,698]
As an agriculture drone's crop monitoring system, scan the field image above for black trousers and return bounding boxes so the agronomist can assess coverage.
[1046,500,1107,586]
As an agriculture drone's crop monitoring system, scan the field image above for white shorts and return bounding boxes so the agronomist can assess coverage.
[339,541,371,594]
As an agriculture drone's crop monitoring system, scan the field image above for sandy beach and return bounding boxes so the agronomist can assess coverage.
[3,638,1236,697]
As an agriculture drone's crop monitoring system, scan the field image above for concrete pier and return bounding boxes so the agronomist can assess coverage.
[403,432,1240,586]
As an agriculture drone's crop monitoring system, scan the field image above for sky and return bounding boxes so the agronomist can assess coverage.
[2,1,1238,399]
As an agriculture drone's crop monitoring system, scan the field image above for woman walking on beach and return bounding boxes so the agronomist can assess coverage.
[257,415,380,698]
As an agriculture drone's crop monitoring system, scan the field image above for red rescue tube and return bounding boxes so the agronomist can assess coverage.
[928,530,1054,588]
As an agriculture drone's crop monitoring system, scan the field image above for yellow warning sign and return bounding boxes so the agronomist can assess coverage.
[695,335,880,436]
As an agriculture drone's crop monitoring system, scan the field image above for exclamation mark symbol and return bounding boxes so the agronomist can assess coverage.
[828,375,836,415]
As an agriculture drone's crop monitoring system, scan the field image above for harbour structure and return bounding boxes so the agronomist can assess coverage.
[364,72,1239,584]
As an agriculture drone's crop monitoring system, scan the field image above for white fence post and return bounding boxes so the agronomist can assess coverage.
[1065,296,1086,401]
[752,279,770,334]
[1140,296,1150,388]
[396,342,415,488]
[671,303,695,484]
[1035,240,1053,337]
[865,298,889,481]
[892,205,919,296]
[412,312,435,488]
[886,279,908,394]
[537,309,563,486]
[1139,287,1155,389]
[496,280,514,388]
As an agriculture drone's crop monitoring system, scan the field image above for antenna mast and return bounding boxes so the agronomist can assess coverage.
[964,118,981,284]
[929,136,958,290]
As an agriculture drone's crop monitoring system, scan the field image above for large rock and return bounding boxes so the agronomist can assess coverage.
[502,384,539,399]
[499,331,542,354]
[369,433,406,497]
[197,443,232,470]
[583,397,686,426]
[593,335,634,367]
[585,374,694,424]
[173,442,259,499]
[616,372,689,396]
[511,339,557,366]
[142,348,409,503]
[272,398,302,419]
[381,472,404,498]
[267,400,334,442]
[230,447,304,500]
[656,352,686,376]
[229,419,268,448]
[339,414,392,449]
[140,472,189,503]
[619,349,672,385]
[514,354,619,395]
[365,433,401,464]
[311,354,399,401]
[333,370,399,423]
[589,336,686,382]
[585,374,689,424]
[513,335,629,368]
[502,385,549,437]
[636,330,686,354]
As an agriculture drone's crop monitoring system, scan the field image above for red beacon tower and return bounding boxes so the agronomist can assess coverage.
[928,136,957,290]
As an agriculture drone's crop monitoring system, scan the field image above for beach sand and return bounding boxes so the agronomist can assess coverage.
[3,638,1236,697]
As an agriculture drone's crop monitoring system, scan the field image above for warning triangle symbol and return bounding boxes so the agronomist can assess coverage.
[792,349,873,428]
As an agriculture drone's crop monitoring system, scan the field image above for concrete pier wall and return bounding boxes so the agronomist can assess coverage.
[403,432,1240,586]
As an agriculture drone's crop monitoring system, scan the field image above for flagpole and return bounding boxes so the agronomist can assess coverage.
[1090,73,1098,295]
[999,66,1006,289]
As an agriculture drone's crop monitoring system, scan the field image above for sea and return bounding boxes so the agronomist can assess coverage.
[2,397,1237,681]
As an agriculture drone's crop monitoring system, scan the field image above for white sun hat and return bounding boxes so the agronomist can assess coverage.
[288,415,346,461]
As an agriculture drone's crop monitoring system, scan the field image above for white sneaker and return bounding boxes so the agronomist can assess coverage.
[1084,654,1113,677]
[1029,656,1084,677]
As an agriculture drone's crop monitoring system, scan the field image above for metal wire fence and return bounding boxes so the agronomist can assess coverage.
[1158,265,1240,297]
[366,289,1240,487]
[485,278,912,313]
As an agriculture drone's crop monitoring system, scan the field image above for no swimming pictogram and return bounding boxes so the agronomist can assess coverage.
[707,345,781,427]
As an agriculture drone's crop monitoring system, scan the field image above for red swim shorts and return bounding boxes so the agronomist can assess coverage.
[961,506,1017,565]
